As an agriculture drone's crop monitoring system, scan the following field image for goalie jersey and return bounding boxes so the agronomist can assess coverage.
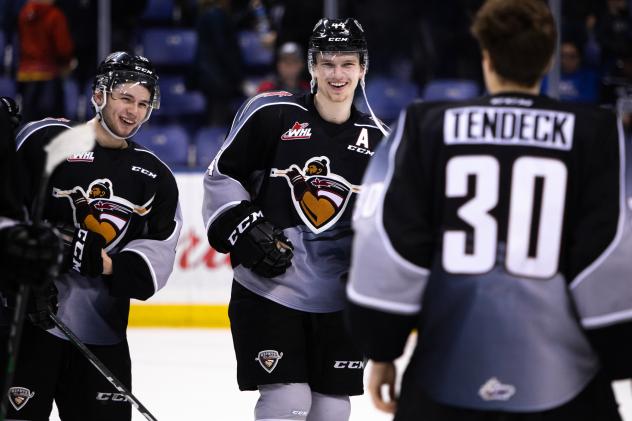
[202,92,384,312]
[10,118,182,345]
[347,94,630,411]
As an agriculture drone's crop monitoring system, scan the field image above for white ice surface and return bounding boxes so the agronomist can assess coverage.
[48,328,632,421]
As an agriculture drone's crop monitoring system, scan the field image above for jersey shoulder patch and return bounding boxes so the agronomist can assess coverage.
[16,118,75,150]
[232,91,307,130]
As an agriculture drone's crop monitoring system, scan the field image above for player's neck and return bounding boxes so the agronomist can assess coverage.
[313,93,352,124]
[89,118,128,149]
[486,79,541,96]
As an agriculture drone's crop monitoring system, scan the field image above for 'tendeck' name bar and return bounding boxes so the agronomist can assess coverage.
[444,106,575,150]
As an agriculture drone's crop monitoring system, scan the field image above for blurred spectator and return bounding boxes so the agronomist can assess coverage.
[596,0,632,71]
[57,0,97,90]
[274,0,322,56]
[601,48,632,133]
[16,0,75,122]
[256,42,309,95]
[542,39,599,103]
[188,0,245,126]
[112,0,147,52]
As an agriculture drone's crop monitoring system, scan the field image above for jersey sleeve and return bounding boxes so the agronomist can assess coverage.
[346,106,432,361]
[108,164,182,300]
[202,95,286,250]
[569,112,632,378]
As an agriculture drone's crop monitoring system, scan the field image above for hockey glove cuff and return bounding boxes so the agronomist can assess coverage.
[1,222,63,290]
[27,282,58,330]
[62,228,106,277]
[208,201,294,277]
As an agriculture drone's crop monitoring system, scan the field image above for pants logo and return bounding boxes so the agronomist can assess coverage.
[8,386,35,411]
[256,350,283,373]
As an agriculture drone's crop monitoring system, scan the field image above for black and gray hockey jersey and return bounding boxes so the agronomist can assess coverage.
[12,118,182,345]
[203,92,384,312]
[347,93,629,411]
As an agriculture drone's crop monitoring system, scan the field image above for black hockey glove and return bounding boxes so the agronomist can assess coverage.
[0,223,63,290]
[61,227,106,277]
[208,202,294,278]
[26,282,58,330]
[285,167,309,201]
[0,96,22,129]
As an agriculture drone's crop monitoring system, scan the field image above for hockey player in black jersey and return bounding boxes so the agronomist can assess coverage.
[1,52,182,421]
[347,0,630,420]
[203,18,387,421]
[0,97,64,401]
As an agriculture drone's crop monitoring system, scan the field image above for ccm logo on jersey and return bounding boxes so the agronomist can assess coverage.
[96,392,129,402]
[281,122,312,140]
[131,165,157,178]
[348,128,373,155]
[333,360,365,369]
[228,210,263,245]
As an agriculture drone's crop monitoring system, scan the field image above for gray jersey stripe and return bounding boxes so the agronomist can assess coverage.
[571,117,631,327]
[16,119,73,150]
[348,109,429,314]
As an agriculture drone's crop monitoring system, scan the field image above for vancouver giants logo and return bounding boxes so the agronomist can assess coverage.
[53,178,154,251]
[281,122,312,140]
[270,156,360,234]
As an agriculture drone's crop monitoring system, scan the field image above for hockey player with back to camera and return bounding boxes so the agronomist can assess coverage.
[346,0,631,420]
[2,51,182,421]
[203,18,387,421]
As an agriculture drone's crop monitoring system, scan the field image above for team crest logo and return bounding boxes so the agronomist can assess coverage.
[281,122,312,140]
[8,387,35,411]
[271,156,360,234]
[256,350,283,373]
[53,178,154,250]
[478,377,516,401]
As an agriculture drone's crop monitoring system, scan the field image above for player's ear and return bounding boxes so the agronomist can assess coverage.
[93,90,104,106]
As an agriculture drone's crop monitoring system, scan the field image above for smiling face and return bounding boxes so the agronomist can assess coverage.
[313,52,364,104]
[96,82,151,139]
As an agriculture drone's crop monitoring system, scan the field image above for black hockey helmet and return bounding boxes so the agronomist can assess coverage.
[308,18,368,73]
[93,51,160,109]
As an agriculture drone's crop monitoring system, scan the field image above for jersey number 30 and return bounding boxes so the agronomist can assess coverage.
[442,155,567,278]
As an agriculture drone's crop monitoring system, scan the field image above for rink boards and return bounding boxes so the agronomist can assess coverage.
[129,173,233,328]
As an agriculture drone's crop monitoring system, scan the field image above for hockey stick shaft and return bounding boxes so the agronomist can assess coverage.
[49,312,158,421]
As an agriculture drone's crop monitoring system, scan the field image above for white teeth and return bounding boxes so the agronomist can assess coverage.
[330,82,346,87]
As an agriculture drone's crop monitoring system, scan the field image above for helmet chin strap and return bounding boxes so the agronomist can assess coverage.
[359,76,389,137]
[91,89,152,140]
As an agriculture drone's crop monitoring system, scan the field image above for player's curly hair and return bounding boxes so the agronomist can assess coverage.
[471,0,556,87]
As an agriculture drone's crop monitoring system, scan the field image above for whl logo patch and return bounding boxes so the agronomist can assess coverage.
[256,350,283,373]
[281,122,312,140]
[67,151,94,162]
[8,387,35,411]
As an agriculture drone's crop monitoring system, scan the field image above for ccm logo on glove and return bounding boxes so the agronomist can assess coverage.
[229,210,263,245]
[72,229,89,272]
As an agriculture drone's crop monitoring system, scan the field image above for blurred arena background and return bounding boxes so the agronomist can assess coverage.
[1,0,631,325]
